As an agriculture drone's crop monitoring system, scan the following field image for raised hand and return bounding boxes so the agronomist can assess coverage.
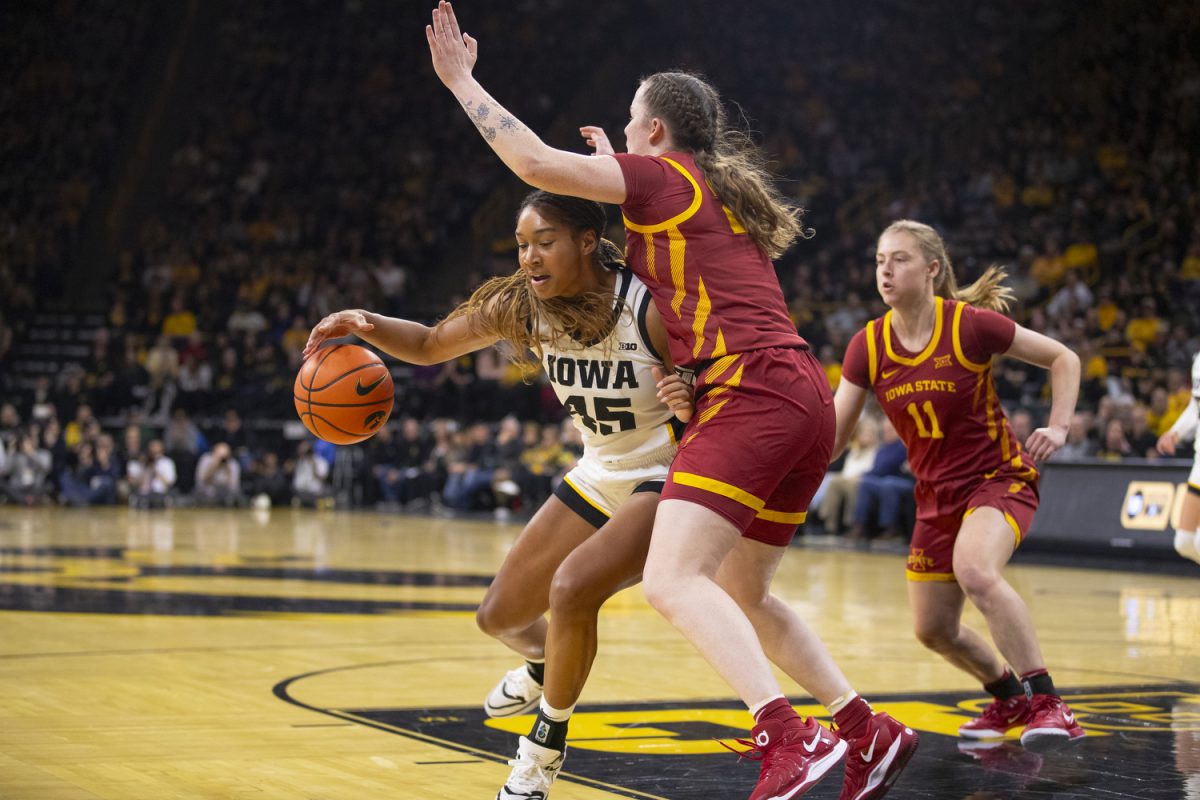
[426,1,478,91]
[653,366,694,424]
[1024,425,1066,463]
[303,310,374,360]
[579,125,615,156]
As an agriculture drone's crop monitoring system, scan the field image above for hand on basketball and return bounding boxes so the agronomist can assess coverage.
[1024,425,1066,463]
[426,1,478,90]
[1156,431,1178,456]
[303,310,374,359]
[580,126,615,156]
[653,367,693,424]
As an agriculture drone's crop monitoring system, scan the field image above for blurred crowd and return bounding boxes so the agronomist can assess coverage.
[1,0,1197,512]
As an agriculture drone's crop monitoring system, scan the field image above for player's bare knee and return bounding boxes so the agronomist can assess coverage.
[913,620,956,653]
[955,563,1000,605]
[548,568,606,619]
[475,597,519,638]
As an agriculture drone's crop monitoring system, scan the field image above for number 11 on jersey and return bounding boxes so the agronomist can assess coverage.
[906,401,944,439]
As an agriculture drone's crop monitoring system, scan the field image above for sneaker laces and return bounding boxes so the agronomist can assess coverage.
[504,754,557,793]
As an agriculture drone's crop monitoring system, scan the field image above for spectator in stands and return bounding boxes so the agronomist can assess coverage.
[248,451,291,508]
[848,419,913,542]
[1045,270,1094,319]
[1094,418,1133,461]
[1051,412,1096,462]
[5,430,53,505]
[127,439,176,508]
[291,440,330,507]
[194,441,242,506]
[818,417,880,535]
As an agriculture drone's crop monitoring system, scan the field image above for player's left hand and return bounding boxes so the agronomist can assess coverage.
[580,126,615,156]
[1024,425,1066,463]
[426,1,478,90]
[653,367,693,424]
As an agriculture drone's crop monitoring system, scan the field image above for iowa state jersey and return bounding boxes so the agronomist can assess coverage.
[613,152,805,367]
[539,270,680,467]
[842,297,1037,485]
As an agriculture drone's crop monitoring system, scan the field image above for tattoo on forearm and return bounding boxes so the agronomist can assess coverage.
[462,100,519,143]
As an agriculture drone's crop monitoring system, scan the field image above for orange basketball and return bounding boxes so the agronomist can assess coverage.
[294,344,394,445]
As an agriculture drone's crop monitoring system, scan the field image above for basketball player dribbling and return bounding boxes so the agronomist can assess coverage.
[427,4,918,798]
[834,220,1086,749]
[305,191,693,799]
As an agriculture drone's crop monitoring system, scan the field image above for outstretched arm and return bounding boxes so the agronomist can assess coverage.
[427,2,625,203]
[304,308,498,366]
[1005,325,1080,462]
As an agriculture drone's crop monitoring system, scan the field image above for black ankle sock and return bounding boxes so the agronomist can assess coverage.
[528,710,568,751]
[984,670,1025,701]
[1021,669,1056,697]
[525,660,545,685]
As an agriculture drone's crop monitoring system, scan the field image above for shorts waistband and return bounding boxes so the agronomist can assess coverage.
[691,344,810,376]
[590,441,678,471]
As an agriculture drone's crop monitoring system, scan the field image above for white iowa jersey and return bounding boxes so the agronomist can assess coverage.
[539,270,681,468]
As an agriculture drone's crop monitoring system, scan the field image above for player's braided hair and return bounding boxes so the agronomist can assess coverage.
[883,220,1014,312]
[639,71,808,259]
[442,191,627,367]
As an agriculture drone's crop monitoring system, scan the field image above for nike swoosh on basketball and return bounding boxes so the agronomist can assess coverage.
[355,375,386,395]
[802,733,822,753]
[860,731,879,762]
[881,368,899,379]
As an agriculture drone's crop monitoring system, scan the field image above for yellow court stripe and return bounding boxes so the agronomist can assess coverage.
[621,157,704,233]
[671,471,764,511]
[866,320,879,385]
[907,570,957,582]
[952,300,991,372]
[883,297,944,367]
[562,475,612,519]
[756,508,807,524]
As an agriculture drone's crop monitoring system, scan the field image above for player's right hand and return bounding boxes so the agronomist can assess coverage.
[580,126,615,156]
[1156,431,1178,456]
[653,366,694,424]
[304,310,374,359]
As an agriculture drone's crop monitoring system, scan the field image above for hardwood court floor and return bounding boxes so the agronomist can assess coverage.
[1,506,1198,799]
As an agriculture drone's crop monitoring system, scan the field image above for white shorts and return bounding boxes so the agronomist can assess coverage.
[554,452,672,528]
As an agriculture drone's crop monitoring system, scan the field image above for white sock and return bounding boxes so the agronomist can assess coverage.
[539,697,575,722]
[749,694,787,721]
[1175,529,1198,561]
[827,691,860,716]
[1191,531,1200,564]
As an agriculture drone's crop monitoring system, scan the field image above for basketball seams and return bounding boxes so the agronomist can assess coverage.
[309,363,389,393]
[295,344,393,445]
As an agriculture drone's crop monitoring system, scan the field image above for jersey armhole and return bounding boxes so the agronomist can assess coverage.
[635,289,663,364]
[952,301,992,373]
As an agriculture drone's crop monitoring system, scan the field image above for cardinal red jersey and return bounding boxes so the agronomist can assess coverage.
[613,152,804,367]
[842,297,1037,486]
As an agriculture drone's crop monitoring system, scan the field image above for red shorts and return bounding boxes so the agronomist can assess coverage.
[906,468,1040,582]
[661,347,834,546]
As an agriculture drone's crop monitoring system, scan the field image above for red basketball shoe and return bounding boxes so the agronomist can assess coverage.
[958,694,1032,738]
[725,715,847,800]
[838,712,919,800]
[1020,694,1085,750]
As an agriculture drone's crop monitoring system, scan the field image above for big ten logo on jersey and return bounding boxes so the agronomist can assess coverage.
[1121,481,1191,530]
[544,354,638,390]
[618,341,638,351]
